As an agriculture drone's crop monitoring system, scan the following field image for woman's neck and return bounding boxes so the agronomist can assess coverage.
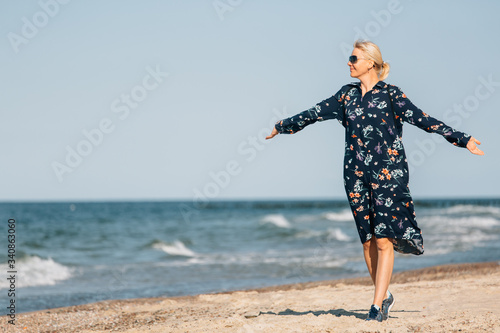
[358,73,380,97]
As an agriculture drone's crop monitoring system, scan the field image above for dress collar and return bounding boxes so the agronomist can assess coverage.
[348,80,388,89]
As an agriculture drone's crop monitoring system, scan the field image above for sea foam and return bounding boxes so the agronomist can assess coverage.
[324,210,353,222]
[326,228,352,242]
[152,240,197,257]
[260,214,291,228]
[0,256,73,289]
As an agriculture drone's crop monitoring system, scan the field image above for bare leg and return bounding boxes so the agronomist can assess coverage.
[362,238,378,285]
[372,237,394,308]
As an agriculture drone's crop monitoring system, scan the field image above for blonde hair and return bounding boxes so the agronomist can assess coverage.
[353,39,390,80]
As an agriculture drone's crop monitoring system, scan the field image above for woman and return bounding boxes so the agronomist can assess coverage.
[266,40,484,322]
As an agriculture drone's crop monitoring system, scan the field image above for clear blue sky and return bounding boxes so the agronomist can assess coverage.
[2,0,499,201]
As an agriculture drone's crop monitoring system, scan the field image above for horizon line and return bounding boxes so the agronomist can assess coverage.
[1,196,499,204]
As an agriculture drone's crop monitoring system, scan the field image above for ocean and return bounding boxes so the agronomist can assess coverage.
[1,198,499,314]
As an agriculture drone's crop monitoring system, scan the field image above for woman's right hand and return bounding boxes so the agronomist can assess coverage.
[266,127,279,140]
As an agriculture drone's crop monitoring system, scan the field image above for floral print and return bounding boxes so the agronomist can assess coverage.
[274,81,471,255]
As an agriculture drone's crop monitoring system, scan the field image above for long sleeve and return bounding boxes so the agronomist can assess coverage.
[274,86,350,134]
[389,86,471,148]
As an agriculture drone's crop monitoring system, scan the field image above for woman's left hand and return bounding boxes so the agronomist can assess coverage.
[467,137,485,155]
[266,127,279,140]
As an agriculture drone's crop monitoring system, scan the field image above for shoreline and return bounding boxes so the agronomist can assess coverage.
[14,261,499,316]
[2,261,499,332]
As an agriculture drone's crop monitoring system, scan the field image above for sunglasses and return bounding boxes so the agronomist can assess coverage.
[348,55,368,64]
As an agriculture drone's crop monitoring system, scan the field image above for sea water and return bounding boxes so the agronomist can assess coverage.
[0,198,499,313]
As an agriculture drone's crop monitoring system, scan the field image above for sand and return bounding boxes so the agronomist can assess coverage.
[2,261,500,333]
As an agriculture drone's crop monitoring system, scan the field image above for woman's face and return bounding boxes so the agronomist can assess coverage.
[348,48,373,78]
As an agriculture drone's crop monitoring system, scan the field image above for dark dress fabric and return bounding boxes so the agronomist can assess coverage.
[274,81,470,255]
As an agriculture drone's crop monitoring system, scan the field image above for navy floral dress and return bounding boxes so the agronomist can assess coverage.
[274,81,471,255]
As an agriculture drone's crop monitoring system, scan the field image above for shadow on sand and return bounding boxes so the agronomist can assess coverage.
[254,308,366,320]
[252,308,415,320]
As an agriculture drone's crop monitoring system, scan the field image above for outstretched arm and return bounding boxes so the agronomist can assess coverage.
[390,86,484,155]
[266,86,350,139]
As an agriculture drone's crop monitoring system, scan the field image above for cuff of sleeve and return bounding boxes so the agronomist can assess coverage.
[458,134,471,148]
[275,120,284,134]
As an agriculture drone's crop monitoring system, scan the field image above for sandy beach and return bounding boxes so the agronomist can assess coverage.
[2,261,499,333]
